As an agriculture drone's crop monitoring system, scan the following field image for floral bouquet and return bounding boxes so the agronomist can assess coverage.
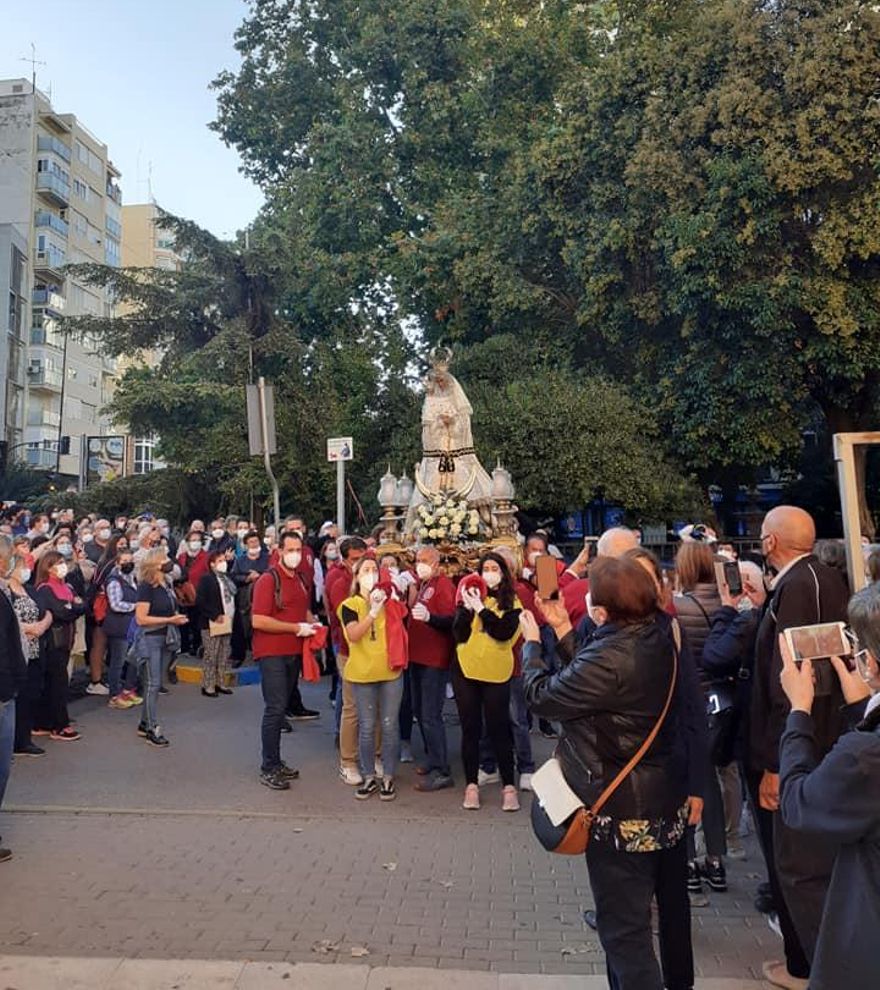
[416,494,482,545]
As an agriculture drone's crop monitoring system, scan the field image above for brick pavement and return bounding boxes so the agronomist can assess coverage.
[0,678,776,985]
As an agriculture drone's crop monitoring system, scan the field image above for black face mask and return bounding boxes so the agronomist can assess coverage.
[120,562,135,574]
[161,561,174,573]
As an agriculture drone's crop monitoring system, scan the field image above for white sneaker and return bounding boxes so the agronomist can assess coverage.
[399,742,413,764]
[339,765,363,786]
[477,768,500,786]
[86,681,110,696]
[519,773,533,792]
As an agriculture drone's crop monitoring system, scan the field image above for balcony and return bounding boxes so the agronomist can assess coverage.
[35,210,69,239]
[26,447,58,469]
[27,408,61,429]
[32,287,65,313]
[34,247,66,280]
[37,134,71,163]
[30,326,64,349]
[106,180,122,205]
[27,365,63,391]
[36,171,71,208]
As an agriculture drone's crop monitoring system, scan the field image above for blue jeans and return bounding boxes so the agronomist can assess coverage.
[137,635,171,732]
[479,674,535,775]
[260,655,300,772]
[107,636,137,698]
[351,677,404,780]
[410,663,450,775]
[0,698,16,809]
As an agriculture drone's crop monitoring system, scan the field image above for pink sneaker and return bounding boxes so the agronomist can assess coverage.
[121,689,143,706]
[462,784,480,810]
[108,695,134,710]
[502,785,521,812]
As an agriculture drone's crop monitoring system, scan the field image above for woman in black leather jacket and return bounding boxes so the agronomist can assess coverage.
[523,556,691,990]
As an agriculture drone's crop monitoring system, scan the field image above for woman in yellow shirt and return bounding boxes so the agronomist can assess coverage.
[452,553,522,812]
[339,557,404,801]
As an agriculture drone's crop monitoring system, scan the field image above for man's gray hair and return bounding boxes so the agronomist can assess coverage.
[848,582,880,659]
[597,527,639,559]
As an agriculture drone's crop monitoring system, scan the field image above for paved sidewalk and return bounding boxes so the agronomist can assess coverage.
[1,678,779,984]
[0,956,771,989]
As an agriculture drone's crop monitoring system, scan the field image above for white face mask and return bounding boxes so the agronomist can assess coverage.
[97,528,111,541]
[359,570,377,593]
[18,566,31,584]
[82,533,94,543]
[54,562,68,580]
[214,560,228,574]
[483,570,501,589]
[211,528,224,540]
[38,522,50,534]
[325,548,339,561]
[283,551,301,570]
[247,546,261,558]
[387,566,400,577]
[237,528,248,538]
[528,551,540,565]
[416,562,433,581]
[189,541,202,553]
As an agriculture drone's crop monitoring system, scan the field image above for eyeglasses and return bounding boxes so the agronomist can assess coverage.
[759,534,772,544]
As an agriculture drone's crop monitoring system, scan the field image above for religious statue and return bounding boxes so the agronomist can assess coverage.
[406,348,494,535]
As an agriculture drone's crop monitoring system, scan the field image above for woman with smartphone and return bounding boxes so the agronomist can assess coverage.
[452,553,522,812]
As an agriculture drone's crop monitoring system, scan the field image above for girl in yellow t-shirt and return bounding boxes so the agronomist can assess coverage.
[339,557,404,802]
[452,553,522,813]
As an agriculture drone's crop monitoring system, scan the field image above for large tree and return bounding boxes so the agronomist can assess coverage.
[213,0,880,531]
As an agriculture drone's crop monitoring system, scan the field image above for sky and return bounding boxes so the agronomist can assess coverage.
[1,0,264,237]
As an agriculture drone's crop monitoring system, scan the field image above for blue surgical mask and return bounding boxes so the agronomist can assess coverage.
[58,544,73,558]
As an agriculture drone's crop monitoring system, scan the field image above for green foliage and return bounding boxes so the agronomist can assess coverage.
[0,462,56,502]
[211,0,880,525]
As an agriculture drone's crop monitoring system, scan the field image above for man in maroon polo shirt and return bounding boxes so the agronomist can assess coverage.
[409,546,456,791]
[251,531,316,791]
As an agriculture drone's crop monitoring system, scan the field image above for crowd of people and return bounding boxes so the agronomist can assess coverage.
[0,503,878,990]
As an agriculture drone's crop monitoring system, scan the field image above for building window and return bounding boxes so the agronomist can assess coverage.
[73,179,90,202]
[133,436,157,474]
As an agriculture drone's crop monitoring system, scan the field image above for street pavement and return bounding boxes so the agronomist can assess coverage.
[1,673,779,987]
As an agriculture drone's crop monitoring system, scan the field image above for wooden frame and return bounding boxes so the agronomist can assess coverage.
[833,432,880,593]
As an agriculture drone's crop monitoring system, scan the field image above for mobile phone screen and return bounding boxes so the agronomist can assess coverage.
[786,623,850,661]
[535,555,559,600]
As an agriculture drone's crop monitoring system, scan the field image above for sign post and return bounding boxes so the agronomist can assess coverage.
[246,379,280,529]
[327,436,353,534]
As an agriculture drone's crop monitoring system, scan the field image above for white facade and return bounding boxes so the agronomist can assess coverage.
[0,78,122,479]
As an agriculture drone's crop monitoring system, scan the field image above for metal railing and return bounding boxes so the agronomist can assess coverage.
[37,134,72,163]
[25,447,59,469]
[32,288,65,311]
[35,171,71,204]
[27,366,63,389]
[35,210,69,238]
[30,327,63,349]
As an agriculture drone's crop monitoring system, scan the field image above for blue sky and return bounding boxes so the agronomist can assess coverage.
[1,0,264,237]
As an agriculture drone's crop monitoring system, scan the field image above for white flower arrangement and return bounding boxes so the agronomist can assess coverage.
[416,495,483,544]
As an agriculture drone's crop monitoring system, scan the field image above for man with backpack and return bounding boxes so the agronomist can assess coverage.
[251,530,317,791]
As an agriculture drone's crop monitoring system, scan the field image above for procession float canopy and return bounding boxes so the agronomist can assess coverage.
[376,348,520,571]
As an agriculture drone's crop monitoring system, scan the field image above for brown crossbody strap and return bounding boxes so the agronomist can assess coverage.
[586,644,679,822]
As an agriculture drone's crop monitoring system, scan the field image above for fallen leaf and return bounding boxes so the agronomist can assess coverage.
[350,945,370,958]
[382,862,397,872]
[311,939,341,955]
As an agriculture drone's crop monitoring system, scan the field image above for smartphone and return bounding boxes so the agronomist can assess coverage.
[535,554,560,600]
[714,560,742,597]
[783,622,851,662]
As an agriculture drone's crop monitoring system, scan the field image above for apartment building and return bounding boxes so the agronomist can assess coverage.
[0,77,122,480]
[120,201,182,474]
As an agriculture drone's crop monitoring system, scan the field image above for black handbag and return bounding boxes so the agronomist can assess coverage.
[706,681,739,767]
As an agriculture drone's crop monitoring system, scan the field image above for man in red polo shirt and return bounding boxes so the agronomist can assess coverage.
[252,530,316,791]
[408,546,456,791]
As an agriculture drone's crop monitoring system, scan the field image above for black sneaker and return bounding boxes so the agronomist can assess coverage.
[288,707,320,721]
[538,718,558,739]
[158,686,170,695]
[280,720,293,734]
[583,910,598,931]
[136,722,148,738]
[355,777,380,800]
[0,848,11,864]
[260,768,290,791]
[687,861,703,893]
[704,859,727,892]
[14,743,46,757]
[379,779,396,801]
[278,762,300,780]
[144,727,170,747]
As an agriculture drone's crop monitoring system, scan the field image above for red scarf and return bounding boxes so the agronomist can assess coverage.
[39,574,73,602]
[302,625,328,682]
[376,572,409,670]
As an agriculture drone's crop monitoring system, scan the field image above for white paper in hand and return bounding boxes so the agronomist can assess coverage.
[531,757,584,826]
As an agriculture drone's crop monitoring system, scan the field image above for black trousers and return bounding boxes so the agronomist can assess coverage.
[451,657,514,786]
[587,838,692,990]
[773,809,835,967]
[14,657,44,749]
[37,646,71,733]
[261,655,300,771]
[743,766,810,979]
